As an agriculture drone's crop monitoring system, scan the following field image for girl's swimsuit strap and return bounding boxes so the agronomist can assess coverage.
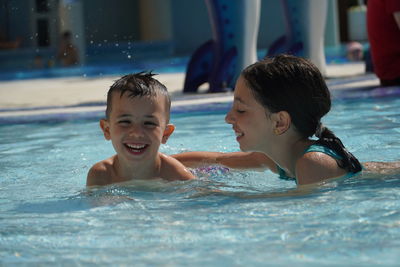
[303,144,343,160]
[277,144,358,183]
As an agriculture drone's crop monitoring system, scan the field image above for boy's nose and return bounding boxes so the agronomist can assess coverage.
[128,125,144,137]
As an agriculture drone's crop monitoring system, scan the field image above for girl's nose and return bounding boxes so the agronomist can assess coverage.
[225,108,234,124]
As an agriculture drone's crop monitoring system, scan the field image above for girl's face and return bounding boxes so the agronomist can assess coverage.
[225,75,273,152]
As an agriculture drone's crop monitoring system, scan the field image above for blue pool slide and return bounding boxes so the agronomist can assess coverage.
[183,0,260,93]
[183,0,328,93]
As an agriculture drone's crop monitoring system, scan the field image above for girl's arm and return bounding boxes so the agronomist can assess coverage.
[172,151,276,171]
[363,161,400,175]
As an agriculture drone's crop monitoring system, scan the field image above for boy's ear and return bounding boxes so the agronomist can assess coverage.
[272,111,291,135]
[100,119,111,140]
[162,124,175,144]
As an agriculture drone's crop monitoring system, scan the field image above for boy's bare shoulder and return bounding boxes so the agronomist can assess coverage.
[86,157,115,186]
[159,153,195,181]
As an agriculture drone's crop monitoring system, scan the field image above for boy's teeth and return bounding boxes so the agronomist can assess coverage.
[235,132,243,137]
[126,144,146,149]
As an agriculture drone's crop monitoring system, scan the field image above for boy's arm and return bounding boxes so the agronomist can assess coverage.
[172,151,276,171]
[160,153,195,181]
[86,161,112,186]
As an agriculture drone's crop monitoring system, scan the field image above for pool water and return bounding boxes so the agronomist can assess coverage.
[1,96,400,266]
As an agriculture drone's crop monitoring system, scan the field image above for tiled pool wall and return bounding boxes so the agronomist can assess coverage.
[2,68,399,126]
[0,43,365,82]
[0,98,232,125]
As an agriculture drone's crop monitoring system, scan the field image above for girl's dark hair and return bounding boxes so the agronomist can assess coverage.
[242,54,361,173]
[105,71,171,119]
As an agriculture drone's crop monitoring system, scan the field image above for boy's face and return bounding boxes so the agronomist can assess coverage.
[100,92,174,163]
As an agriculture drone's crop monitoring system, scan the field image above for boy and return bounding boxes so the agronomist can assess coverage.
[87,72,195,186]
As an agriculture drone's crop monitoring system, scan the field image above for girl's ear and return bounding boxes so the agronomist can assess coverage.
[162,124,175,144]
[272,111,291,135]
[100,119,111,140]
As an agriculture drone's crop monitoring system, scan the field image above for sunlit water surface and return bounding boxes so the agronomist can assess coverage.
[1,97,400,266]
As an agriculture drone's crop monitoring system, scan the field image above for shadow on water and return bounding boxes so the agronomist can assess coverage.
[10,171,400,214]
[10,178,213,214]
[11,191,134,214]
[186,171,400,201]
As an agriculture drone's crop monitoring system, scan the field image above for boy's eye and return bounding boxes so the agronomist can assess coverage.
[144,121,157,126]
[236,109,245,114]
[118,120,130,125]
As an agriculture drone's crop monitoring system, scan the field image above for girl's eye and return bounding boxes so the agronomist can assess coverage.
[232,104,245,114]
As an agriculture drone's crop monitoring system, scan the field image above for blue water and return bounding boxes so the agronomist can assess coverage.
[1,96,400,266]
[0,45,354,82]
[0,40,184,81]
[0,58,188,81]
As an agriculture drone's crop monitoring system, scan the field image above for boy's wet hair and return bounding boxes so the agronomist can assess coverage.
[105,71,171,120]
[242,54,362,173]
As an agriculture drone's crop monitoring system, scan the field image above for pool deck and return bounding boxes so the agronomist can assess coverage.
[0,61,381,122]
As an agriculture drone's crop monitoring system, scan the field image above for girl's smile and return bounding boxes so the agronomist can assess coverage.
[225,75,272,152]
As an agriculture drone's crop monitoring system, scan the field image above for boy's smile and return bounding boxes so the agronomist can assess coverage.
[87,72,195,186]
[101,92,173,164]
[124,143,148,155]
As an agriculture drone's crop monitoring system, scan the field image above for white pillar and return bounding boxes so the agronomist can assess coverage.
[238,0,260,76]
[325,0,340,47]
[302,0,328,76]
[138,0,172,41]
[58,0,86,65]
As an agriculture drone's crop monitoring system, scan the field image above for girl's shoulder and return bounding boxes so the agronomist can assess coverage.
[295,146,347,185]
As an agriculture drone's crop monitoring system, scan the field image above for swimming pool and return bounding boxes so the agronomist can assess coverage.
[1,96,400,266]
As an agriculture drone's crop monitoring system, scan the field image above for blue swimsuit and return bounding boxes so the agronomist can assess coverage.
[277,144,359,183]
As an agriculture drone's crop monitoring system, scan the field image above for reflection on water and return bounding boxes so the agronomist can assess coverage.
[1,98,400,266]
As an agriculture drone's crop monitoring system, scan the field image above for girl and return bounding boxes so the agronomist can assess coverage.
[173,54,363,185]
